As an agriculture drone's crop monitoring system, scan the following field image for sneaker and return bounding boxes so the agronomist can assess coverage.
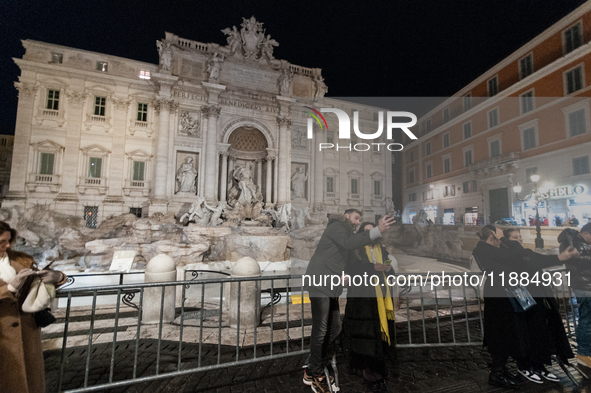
[535,369,559,382]
[303,370,335,389]
[577,354,591,368]
[518,368,543,384]
[310,375,331,393]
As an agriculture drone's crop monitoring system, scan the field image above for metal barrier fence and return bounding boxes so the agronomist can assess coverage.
[49,271,578,392]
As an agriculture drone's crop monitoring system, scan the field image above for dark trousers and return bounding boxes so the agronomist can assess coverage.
[308,296,342,376]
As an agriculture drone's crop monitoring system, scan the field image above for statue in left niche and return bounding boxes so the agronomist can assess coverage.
[176,156,198,194]
[156,40,173,71]
[207,52,225,82]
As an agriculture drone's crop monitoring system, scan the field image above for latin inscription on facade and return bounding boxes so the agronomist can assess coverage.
[222,63,278,92]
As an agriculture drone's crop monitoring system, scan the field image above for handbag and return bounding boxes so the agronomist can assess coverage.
[22,276,56,313]
[34,308,56,328]
[505,285,536,313]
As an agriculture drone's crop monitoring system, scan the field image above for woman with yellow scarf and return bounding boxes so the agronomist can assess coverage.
[342,222,396,391]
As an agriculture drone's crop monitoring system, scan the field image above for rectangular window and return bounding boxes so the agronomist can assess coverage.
[130,207,143,218]
[443,107,450,123]
[88,157,102,178]
[566,66,583,94]
[351,179,358,195]
[463,181,470,193]
[443,185,455,197]
[133,161,145,181]
[443,133,450,148]
[463,122,472,139]
[46,89,59,110]
[326,177,334,193]
[488,76,498,97]
[490,140,501,158]
[0,138,6,147]
[51,52,63,64]
[425,142,431,156]
[525,167,538,183]
[472,180,477,192]
[425,118,432,133]
[565,23,583,54]
[408,192,416,202]
[488,108,499,128]
[463,94,471,111]
[444,157,451,173]
[409,170,415,184]
[139,70,151,80]
[409,151,414,162]
[84,206,98,229]
[96,61,108,72]
[519,54,533,79]
[326,131,333,144]
[520,91,534,114]
[39,153,55,175]
[464,150,473,167]
[94,96,106,116]
[569,108,587,137]
[522,127,537,150]
[573,156,590,175]
[137,103,148,122]
[423,190,434,201]
[374,180,381,196]
[426,164,432,179]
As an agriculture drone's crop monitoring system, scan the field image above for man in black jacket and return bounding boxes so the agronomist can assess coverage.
[302,209,395,392]
[559,223,591,368]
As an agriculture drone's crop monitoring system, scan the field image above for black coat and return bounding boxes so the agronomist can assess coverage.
[559,228,591,291]
[342,245,396,372]
[473,241,573,363]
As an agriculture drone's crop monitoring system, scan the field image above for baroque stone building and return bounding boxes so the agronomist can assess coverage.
[7,17,391,227]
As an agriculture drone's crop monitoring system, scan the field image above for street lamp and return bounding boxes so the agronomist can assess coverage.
[513,174,553,249]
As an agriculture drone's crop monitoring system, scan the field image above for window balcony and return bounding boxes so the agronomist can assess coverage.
[36,108,65,127]
[26,173,61,192]
[123,179,150,196]
[77,177,108,194]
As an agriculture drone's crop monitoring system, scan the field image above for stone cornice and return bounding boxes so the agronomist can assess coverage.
[13,58,157,87]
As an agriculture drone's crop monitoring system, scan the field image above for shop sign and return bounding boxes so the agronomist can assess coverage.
[547,185,586,198]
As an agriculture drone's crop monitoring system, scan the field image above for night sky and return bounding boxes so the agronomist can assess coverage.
[0,0,587,135]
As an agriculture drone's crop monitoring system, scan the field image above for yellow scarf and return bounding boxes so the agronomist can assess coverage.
[364,244,395,345]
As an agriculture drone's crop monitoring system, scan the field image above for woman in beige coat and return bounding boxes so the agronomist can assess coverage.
[0,221,66,393]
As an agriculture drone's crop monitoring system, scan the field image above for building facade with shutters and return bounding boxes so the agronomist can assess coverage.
[401,2,591,227]
[7,18,392,228]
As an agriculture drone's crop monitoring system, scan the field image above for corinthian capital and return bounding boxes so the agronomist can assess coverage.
[65,90,88,105]
[112,97,130,111]
[156,98,178,113]
[202,105,221,118]
[276,116,291,127]
[14,82,38,98]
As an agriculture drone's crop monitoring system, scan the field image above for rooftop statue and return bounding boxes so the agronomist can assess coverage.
[221,16,279,61]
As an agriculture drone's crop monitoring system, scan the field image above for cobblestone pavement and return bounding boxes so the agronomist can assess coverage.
[44,337,591,393]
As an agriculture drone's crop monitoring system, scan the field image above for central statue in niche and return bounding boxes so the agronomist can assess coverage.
[227,162,264,220]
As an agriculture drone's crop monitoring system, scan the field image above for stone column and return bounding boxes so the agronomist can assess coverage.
[153,99,173,200]
[201,82,226,204]
[103,98,129,216]
[256,159,263,189]
[150,73,178,215]
[313,124,325,207]
[273,157,279,204]
[218,143,230,202]
[58,89,86,194]
[276,116,291,206]
[6,83,38,202]
[265,149,276,207]
[202,106,221,203]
